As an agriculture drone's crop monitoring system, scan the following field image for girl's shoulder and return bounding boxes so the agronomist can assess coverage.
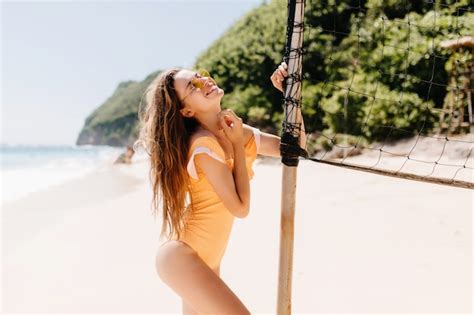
[186,131,228,180]
[189,130,220,150]
[189,129,216,143]
[188,130,225,158]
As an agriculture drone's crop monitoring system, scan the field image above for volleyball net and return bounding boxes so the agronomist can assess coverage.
[281,0,473,189]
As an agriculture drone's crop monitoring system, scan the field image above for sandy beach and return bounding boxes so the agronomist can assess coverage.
[2,152,472,314]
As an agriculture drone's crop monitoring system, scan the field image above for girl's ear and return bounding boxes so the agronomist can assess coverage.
[180,108,194,117]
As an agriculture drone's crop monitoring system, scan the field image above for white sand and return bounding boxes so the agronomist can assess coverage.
[1,154,472,314]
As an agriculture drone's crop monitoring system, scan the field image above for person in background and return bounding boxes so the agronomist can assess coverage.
[114,146,135,164]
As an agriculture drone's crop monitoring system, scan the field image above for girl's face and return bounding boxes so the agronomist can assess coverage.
[174,69,224,118]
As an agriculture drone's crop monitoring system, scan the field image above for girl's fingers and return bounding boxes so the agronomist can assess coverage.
[278,71,288,78]
[220,118,228,129]
[277,63,288,80]
[220,116,233,131]
[225,109,241,121]
[224,115,236,126]
[278,65,287,74]
[270,70,284,92]
[219,109,239,122]
[219,109,233,118]
[220,110,234,121]
[272,70,285,81]
[272,66,286,76]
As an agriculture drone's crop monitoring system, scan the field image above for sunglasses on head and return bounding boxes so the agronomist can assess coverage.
[180,69,217,102]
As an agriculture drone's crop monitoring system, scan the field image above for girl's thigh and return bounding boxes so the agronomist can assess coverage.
[155,240,249,315]
[182,265,221,315]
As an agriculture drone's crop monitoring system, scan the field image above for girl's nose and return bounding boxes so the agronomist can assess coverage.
[202,77,214,89]
[205,76,217,86]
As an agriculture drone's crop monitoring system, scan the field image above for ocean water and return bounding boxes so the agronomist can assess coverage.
[0,144,125,204]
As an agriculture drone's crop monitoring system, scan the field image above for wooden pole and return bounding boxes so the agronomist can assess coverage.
[277,166,298,315]
[277,1,305,314]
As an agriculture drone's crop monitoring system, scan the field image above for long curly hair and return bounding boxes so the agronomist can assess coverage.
[134,68,199,241]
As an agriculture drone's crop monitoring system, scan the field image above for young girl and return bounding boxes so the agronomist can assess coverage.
[136,62,289,314]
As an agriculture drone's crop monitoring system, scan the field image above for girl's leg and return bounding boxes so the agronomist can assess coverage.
[156,241,249,315]
[182,265,221,315]
[183,300,199,315]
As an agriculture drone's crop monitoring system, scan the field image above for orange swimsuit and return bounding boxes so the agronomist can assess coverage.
[175,127,261,270]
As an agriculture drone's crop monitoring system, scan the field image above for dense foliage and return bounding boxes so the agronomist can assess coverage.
[196,0,473,142]
[78,0,472,147]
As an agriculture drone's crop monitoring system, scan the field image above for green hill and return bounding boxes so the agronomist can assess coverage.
[76,71,159,146]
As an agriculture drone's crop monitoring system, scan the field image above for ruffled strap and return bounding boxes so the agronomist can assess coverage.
[245,127,261,158]
[187,128,262,180]
[187,137,227,180]
[251,126,262,153]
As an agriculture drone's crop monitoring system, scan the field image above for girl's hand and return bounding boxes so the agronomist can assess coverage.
[218,109,244,146]
[270,61,288,93]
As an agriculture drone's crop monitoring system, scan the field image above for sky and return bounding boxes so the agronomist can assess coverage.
[1,0,264,145]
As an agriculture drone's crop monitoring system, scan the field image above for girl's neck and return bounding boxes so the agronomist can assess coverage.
[197,124,226,140]
[196,113,225,139]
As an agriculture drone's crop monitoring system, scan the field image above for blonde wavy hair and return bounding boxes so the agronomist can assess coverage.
[134,68,199,241]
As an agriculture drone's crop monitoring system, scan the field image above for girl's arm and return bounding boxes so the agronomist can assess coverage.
[231,138,250,215]
[193,110,251,219]
[258,131,281,157]
[195,150,250,218]
[254,123,307,158]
